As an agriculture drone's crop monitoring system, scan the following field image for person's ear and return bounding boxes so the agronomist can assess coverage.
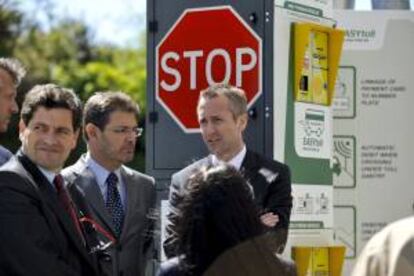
[69,129,80,150]
[18,119,26,142]
[238,113,248,132]
[85,123,98,140]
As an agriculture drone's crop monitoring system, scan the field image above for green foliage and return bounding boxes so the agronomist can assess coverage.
[12,19,147,111]
[0,1,23,55]
[0,2,148,171]
[51,49,147,110]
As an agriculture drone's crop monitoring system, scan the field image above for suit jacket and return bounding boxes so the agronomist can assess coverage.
[158,236,297,276]
[62,154,156,276]
[163,150,292,258]
[203,236,297,276]
[0,151,98,276]
[0,145,13,166]
[157,257,181,276]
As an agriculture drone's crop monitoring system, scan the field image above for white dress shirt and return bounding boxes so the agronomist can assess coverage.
[211,145,247,171]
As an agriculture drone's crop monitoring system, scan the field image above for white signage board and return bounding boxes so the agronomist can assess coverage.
[333,10,414,275]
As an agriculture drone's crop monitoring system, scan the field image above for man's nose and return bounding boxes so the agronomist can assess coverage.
[11,98,18,114]
[202,122,216,136]
[43,131,59,144]
[125,134,135,142]
[125,131,137,142]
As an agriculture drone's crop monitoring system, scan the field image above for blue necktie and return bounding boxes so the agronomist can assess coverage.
[105,173,124,237]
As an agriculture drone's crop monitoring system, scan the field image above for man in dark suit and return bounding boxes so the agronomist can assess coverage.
[0,84,98,275]
[63,92,156,276]
[0,57,26,165]
[164,83,292,258]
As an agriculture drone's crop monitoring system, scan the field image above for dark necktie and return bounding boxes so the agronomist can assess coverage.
[54,174,84,242]
[105,172,124,237]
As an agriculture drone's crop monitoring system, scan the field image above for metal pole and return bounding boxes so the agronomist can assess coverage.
[372,0,411,9]
[333,0,355,9]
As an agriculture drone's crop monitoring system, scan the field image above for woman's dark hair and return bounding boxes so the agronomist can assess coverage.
[175,164,264,275]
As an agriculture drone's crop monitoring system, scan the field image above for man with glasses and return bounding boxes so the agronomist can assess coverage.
[63,91,155,276]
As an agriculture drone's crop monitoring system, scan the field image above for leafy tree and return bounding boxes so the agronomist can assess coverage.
[0,0,23,55]
[0,2,147,170]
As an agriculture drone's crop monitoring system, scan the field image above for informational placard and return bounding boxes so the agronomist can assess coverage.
[295,102,332,159]
[273,1,337,255]
[332,11,414,276]
[275,0,333,18]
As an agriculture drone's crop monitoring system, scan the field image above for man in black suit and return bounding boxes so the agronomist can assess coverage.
[0,57,26,165]
[0,84,99,275]
[164,83,292,258]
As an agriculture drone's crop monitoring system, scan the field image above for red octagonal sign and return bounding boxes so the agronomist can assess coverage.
[156,6,262,133]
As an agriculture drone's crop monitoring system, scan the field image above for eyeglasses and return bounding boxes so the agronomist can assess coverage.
[108,126,143,137]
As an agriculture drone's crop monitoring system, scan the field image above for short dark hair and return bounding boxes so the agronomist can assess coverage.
[83,91,140,140]
[197,83,247,119]
[20,84,82,131]
[176,164,264,275]
[0,58,26,86]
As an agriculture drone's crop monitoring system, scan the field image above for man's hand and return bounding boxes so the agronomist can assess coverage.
[260,212,279,227]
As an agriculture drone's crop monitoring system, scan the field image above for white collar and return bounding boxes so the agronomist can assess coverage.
[37,166,59,185]
[211,145,246,171]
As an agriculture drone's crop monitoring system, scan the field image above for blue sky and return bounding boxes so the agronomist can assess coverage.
[19,0,412,48]
[20,0,146,47]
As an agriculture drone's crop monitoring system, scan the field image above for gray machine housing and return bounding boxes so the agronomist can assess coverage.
[146,0,276,193]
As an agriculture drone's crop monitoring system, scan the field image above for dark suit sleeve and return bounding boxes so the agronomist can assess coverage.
[0,172,81,276]
[162,174,182,258]
[142,178,156,258]
[263,163,292,230]
[157,257,181,276]
[66,181,105,275]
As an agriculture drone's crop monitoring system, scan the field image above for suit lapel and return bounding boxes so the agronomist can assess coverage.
[17,152,93,265]
[119,167,135,241]
[240,150,265,203]
[72,157,117,236]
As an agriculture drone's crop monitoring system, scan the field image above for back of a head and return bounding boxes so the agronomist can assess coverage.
[176,164,263,275]
[0,58,26,86]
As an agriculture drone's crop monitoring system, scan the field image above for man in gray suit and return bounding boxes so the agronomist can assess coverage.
[0,58,26,165]
[63,92,156,276]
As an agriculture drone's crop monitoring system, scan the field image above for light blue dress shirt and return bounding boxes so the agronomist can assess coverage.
[85,153,127,210]
[0,145,13,166]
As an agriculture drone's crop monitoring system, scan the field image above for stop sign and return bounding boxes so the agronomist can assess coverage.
[156,6,262,133]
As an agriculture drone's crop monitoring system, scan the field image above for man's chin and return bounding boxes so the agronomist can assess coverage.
[209,148,222,158]
[38,162,62,172]
[36,156,64,172]
[121,154,134,164]
[0,123,8,133]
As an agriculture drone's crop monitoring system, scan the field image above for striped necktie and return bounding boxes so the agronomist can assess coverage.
[54,174,84,242]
